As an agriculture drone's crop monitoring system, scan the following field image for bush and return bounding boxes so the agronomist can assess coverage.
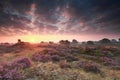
[102,50,109,56]
[32,53,51,62]
[94,50,101,56]
[107,51,114,57]
[102,50,114,57]
[42,49,58,55]
[65,55,79,62]
[82,55,98,61]
[83,62,101,73]
[77,61,101,73]
[111,66,120,70]
[59,60,71,68]
[83,48,95,55]
[0,57,31,80]
[100,57,119,66]
[51,55,61,62]
[0,63,23,80]
[14,58,31,69]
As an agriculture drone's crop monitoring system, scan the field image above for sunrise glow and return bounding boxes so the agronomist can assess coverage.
[0,0,120,43]
[0,1,120,80]
[0,33,119,43]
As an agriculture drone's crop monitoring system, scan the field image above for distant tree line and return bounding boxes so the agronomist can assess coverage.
[59,38,120,46]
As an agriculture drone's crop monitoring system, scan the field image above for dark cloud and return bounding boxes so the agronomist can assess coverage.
[0,0,120,36]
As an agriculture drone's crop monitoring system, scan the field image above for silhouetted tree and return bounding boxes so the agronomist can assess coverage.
[99,38,111,44]
[59,40,70,46]
[72,39,78,44]
[111,39,117,43]
[59,40,64,44]
[119,38,120,42]
[18,39,22,44]
[0,3,3,11]
[49,41,54,44]
[81,42,86,45]
[40,41,44,43]
[87,41,94,45]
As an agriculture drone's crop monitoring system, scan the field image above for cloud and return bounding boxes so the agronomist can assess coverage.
[0,0,120,36]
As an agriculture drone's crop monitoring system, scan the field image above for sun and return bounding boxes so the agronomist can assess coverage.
[29,38,36,43]
[25,35,41,43]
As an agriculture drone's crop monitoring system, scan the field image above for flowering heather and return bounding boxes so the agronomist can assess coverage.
[13,58,31,69]
[41,49,59,55]
[0,63,23,80]
[82,55,98,61]
[100,57,119,66]
[83,47,95,55]
[65,55,79,62]
[0,57,31,80]
[77,60,101,73]
[101,50,114,57]
[51,55,61,62]
[102,50,109,55]
[32,52,51,62]
[3,68,23,80]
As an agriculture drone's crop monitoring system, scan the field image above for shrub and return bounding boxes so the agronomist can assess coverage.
[59,60,71,68]
[83,62,101,73]
[32,53,51,62]
[82,55,98,61]
[65,55,79,62]
[102,50,114,57]
[102,50,109,56]
[14,58,31,69]
[77,61,101,73]
[51,55,61,62]
[107,51,114,57]
[94,50,101,56]
[42,49,58,55]
[2,68,23,80]
[0,58,31,80]
[0,63,23,80]
[100,57,118,66]
[111,66,120,70]
[83,48,94,55]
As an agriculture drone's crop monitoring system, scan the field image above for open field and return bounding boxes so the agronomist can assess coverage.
[0,42,120,80]
[0,0,120,80]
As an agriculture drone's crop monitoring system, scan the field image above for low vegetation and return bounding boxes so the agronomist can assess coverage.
[0,39,120,80]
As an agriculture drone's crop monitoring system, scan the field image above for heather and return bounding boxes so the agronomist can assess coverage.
[0,40,120,80]
[0,57,31,80]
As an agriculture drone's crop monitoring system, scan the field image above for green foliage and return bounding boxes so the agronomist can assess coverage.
[107,51,114,57]
[94,50,101,56]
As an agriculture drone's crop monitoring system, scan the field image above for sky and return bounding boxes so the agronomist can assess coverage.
[0,0,120,43]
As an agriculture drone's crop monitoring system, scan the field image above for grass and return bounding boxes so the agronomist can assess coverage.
[0,43,120,80]
[24,62,120,80]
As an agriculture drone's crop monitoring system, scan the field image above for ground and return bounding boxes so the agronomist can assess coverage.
[0,43,120,80]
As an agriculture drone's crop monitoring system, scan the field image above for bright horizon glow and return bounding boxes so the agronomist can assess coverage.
[0,34,119,43]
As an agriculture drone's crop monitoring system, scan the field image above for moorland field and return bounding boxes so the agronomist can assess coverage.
[0,39,120,80]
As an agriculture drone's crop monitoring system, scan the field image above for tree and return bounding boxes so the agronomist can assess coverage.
[0,3,3,11]
[18,39,22,44]
[111,39,117,43]
[72,39,78,44]
[87,41,94,45]
[49,41,54,44]
[59,40,64,44]
[119,38,120,42]
[99,38,111,44]
[59,40,70,46]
